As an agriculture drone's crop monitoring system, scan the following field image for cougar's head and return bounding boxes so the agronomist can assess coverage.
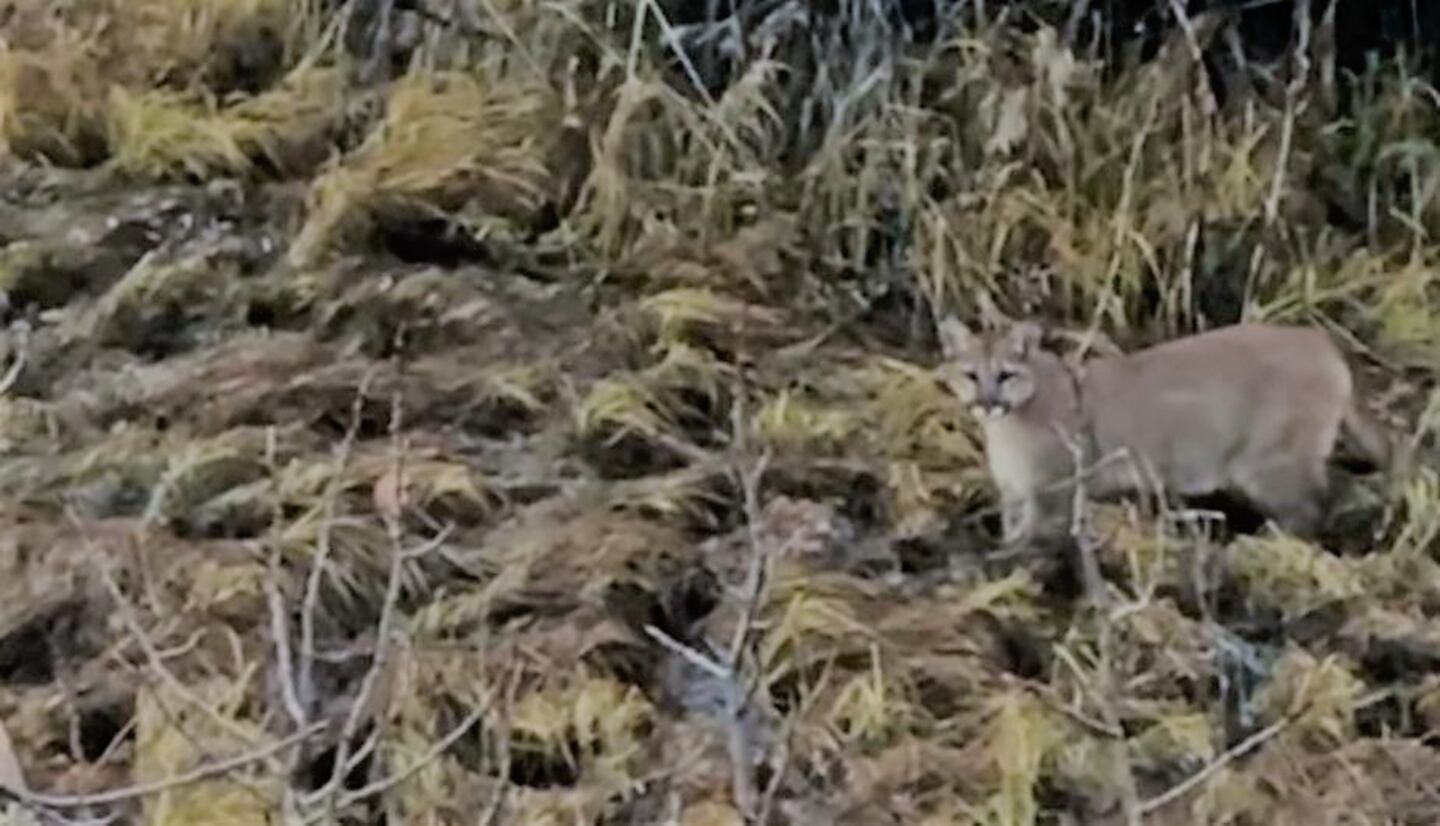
[936,316,1042,419]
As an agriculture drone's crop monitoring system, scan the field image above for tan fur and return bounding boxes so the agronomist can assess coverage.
[936,317,1390,544]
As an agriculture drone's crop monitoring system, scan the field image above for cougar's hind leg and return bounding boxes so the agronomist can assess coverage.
[1236,458,1328,538]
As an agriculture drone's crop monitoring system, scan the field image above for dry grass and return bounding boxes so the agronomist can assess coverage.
[0,0,321,167]
[289,68,560,266]
[0,1,1439,824]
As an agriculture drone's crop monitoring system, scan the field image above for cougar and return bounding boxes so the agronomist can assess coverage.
[936,317,1390,545]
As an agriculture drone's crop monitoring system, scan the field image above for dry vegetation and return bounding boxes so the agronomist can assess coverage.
[0,0,1439,823]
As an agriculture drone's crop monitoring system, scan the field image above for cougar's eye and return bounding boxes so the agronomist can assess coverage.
[996,370,1017,383]
[962,370,979,383]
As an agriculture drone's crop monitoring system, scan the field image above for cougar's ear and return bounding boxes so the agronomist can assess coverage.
[937,315,977,359]
[1004,321,1044,357]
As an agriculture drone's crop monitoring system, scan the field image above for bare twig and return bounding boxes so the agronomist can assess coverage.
[260,431,298,740]
[1052,420,1142,826]
[1264,0,1312,227]
[727,449,773,670]
[266,553,308,731]
[479,668,523,826]
[315,523,455,794]
[644,625,729,681]
[724,681,761,819]
[639,388,777,820]
[4,725,324,810]
[311,326,457,818]
[312,379,412,815]
[0,320,30,396]
[644,617,766,816]
[638,0,717,108]
[304,700,489,824]
[1057,424,1106,605]
[78,530,260,749]
[1100,92,1161,314]
[1001,671,1124,740]
[1138,713,1294,815]
[299,369,378,729]
[1166,0,1219,119]
[1170,507,1226,625]
[755,708,795,826]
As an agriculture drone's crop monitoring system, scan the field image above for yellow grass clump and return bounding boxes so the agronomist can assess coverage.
[0,0,319,166]
[289,68,560,266]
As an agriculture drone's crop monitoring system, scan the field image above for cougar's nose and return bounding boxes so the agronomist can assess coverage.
[974,392,1007,418]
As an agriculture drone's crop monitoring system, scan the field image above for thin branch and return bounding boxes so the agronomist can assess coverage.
[1264,0,1312,227]
[299,368,377,728]
[727,449,773,670]
[258,422,307,735]
[1138,714,1294,815]
[266,553,308,731]
[644,625,730,681]
[1052,422,1142,826]
[312,326,456,816]
[1007,672,1124,740]
[5,725,323,810]
[0,319,30,396]
[1166,0,1219,118]
[726,446,776,818]
[313,455,409,811]
[479,669,523,826]
[318,703,487,820]
[1057,424,1106,605]
[301,665,514,824]
[81,535,260,749]
[639,0,718,108]
[755,706,794,826]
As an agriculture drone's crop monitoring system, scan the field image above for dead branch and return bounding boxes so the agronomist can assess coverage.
[1264,0,1312,228]
[727,449,773,670]
[1138,713,1295,815]
[303,697,491,824]
[1053,424,1142,826]
[0,320,31,396]
[75,524,261,749]
[307,327,456,818]
[1057,425,1106,606]
[266,554,308,731]
[298,368,378,731]
[644,625,729,681]
[4,724,324,810]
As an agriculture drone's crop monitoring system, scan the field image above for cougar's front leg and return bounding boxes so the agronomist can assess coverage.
[1000,493,1038,545]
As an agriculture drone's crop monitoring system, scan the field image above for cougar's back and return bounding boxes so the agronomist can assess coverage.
[1080,323,1356,497]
